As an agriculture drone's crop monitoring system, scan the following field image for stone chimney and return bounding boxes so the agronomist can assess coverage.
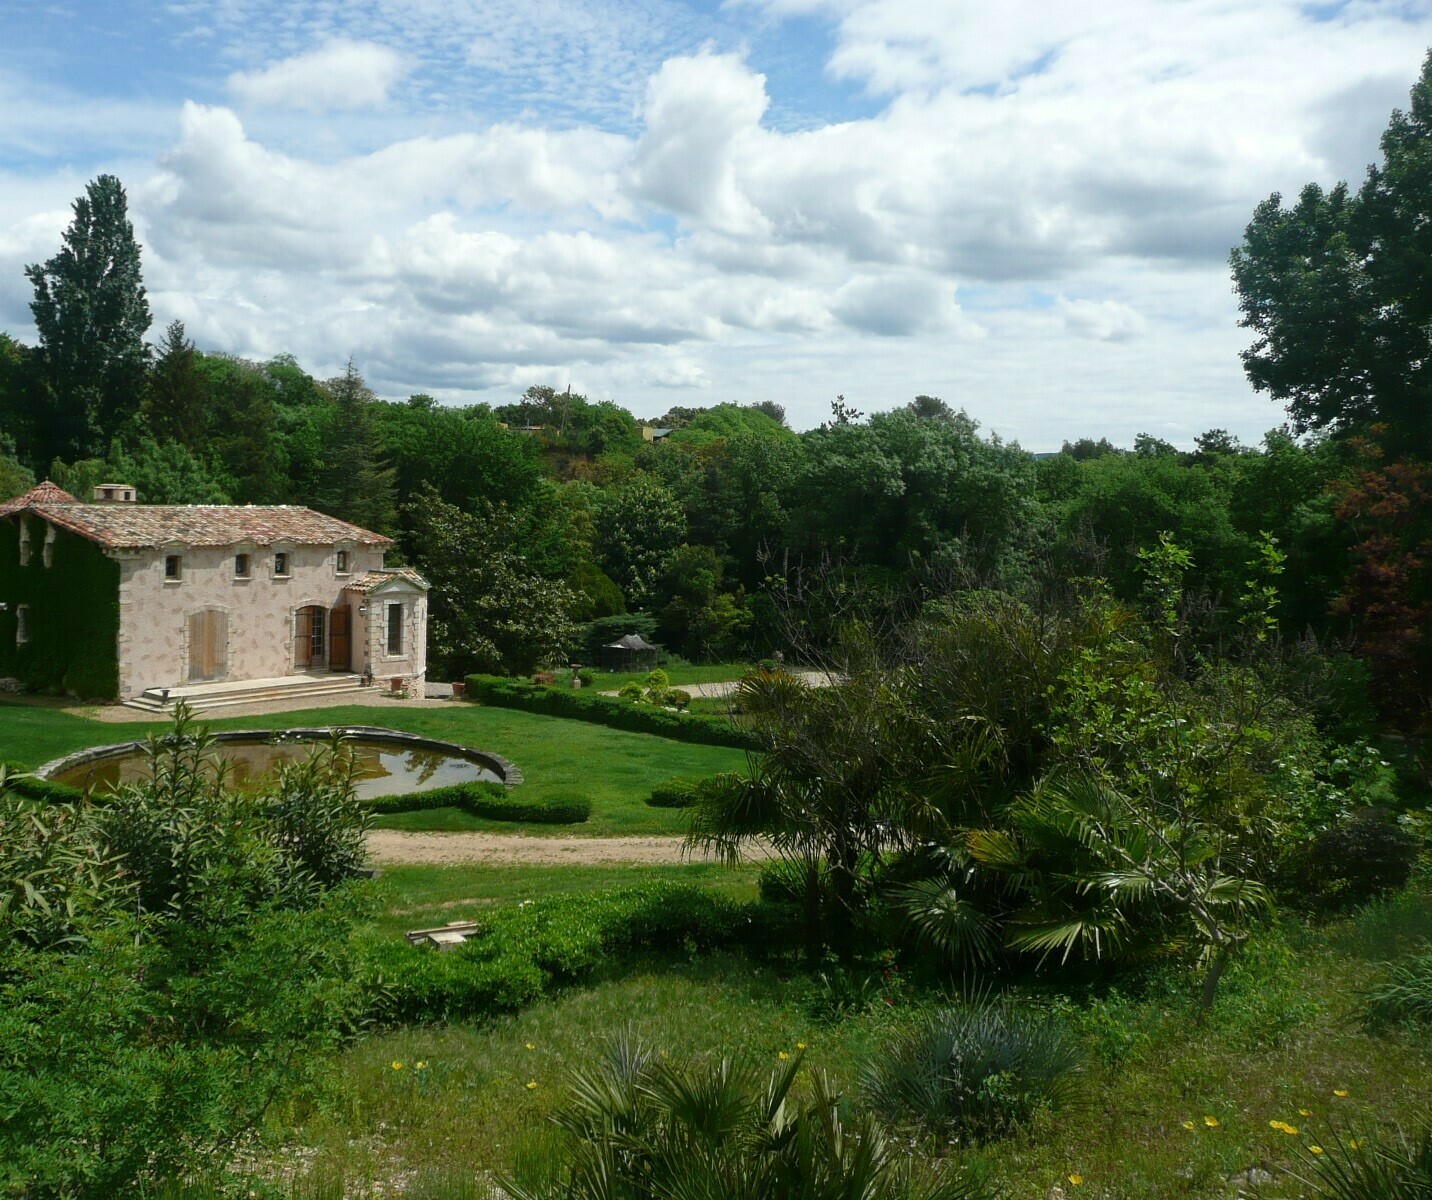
[93,483,138,503]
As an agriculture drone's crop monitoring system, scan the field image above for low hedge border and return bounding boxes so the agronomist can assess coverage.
[645,771,744,809]
[1,763,85,805]
[365,780,589,825]
[465,675,755,749]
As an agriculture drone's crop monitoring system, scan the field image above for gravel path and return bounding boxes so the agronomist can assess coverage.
[366,829,770,867]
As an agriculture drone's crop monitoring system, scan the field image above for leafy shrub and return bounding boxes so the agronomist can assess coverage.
[576,668,594,688]
[647,779,699,808]
[365,780,589,824]
[365,883,761,1024]
[668,687,691,711]
[0,709,374,1199]
[1282,807,1421,912]
[861,1000,1083,1139]
[644,667,670,691]
[618,681,644,700]
[500,1036,990,1200]
[466,674,754,748]
[1363,952,1432,1028]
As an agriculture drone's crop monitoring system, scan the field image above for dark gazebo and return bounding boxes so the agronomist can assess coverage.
[601,632,660,672]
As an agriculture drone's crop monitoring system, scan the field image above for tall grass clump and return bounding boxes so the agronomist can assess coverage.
[861,1000,1082,1139]
[1363,951,1432,1028]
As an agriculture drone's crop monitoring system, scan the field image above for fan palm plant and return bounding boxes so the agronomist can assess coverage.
[501,1035,991,1200]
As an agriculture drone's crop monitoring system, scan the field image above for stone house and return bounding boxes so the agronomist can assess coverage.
[0,482,428,706]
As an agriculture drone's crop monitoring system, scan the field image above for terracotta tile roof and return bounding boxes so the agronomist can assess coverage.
[343,567,429,593]
[15,503,393,550]
[0,480,80,516]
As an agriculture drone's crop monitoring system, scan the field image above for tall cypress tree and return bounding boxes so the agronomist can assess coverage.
[26,174,151,460]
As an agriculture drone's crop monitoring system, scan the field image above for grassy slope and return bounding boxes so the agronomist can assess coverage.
[279,888,1432,1199]
[0,700,750,837]
[374,862,761,936]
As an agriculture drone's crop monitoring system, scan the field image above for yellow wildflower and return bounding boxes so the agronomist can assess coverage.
[1283,1124,1300,1136]
[1204,1116,1220,1128]
[1270,1120,1293,1133]
[1299,1109,1312,1117]
[391,1061,404,1071]
[1310,1146,1324,1156]
[526,1081,538,1090]
[1334,1089,1350,1098]
[797,1042,807,1050]
[1349,1138,1365,1150]
[1182,1120,1196,1131]
[525,1043,535,1050]
[778,1051,790,1060]
[1068,1174,1084,1186]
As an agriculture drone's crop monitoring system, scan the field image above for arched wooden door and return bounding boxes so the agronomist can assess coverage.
[188,609,228,681]
[294,605,327,669]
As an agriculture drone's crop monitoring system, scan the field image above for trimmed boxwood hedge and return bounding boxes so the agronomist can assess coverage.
[1,764,85,805]
[465,674,755,749]
[646,770,747,809]
[364,779,589,825]
[5,768,587,826]
[363,881,780,1024]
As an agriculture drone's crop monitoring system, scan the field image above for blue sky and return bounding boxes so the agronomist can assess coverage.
[1,0,1429,446]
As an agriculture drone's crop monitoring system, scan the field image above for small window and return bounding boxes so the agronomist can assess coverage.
[386,602,404,656]
[335,549,349,574]
[234,553,250,579]
[15,604,29,646]
[18,520,30,567]
[273,551,290,578]
[42,525,55,569]
[164,554,183,581]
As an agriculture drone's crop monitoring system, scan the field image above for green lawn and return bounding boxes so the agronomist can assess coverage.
[374,861,761,936]
[271,889,1432,1200]
[588,662,756,693]
[0,699,751,837]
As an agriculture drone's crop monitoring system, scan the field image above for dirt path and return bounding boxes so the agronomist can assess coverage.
[367,829,771,867]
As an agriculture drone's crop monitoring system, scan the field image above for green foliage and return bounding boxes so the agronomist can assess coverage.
[467,674,754,748]
[105,436,231,503]
[1232,50,1432,454]
[860,1000,1083,1139]
[24,174,151,460]
[0,519,120,697]
[143,320,210,450]
[1363,951,1432,1028]
[501,1036,987,1200]
[313,361,398,534]
[597,474,687,608]
[0,709,374,1199]
[1281,805,1421,913]
[409,485,580,677]
[365,882,760,1024]
[365,780,590,825]
[1294,1123,1432,1200]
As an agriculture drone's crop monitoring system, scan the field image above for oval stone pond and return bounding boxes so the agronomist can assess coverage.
[42,727,519,802]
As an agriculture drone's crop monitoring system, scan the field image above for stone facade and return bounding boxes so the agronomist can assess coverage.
[0,484,428,700]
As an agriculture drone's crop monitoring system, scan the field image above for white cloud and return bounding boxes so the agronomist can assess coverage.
[228,39,410,112]
[1059,297,1148,343]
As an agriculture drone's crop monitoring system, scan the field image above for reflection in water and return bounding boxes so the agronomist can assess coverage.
[56,738,502,801]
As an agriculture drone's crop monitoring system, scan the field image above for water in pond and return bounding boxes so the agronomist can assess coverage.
[55,737,502,800]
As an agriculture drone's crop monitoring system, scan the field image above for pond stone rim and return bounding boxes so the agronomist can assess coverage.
[35,726,523,789]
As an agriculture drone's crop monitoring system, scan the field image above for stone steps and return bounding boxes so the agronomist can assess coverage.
[123,674,369,715]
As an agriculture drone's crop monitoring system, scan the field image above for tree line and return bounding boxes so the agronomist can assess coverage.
[1,55,1430,741]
